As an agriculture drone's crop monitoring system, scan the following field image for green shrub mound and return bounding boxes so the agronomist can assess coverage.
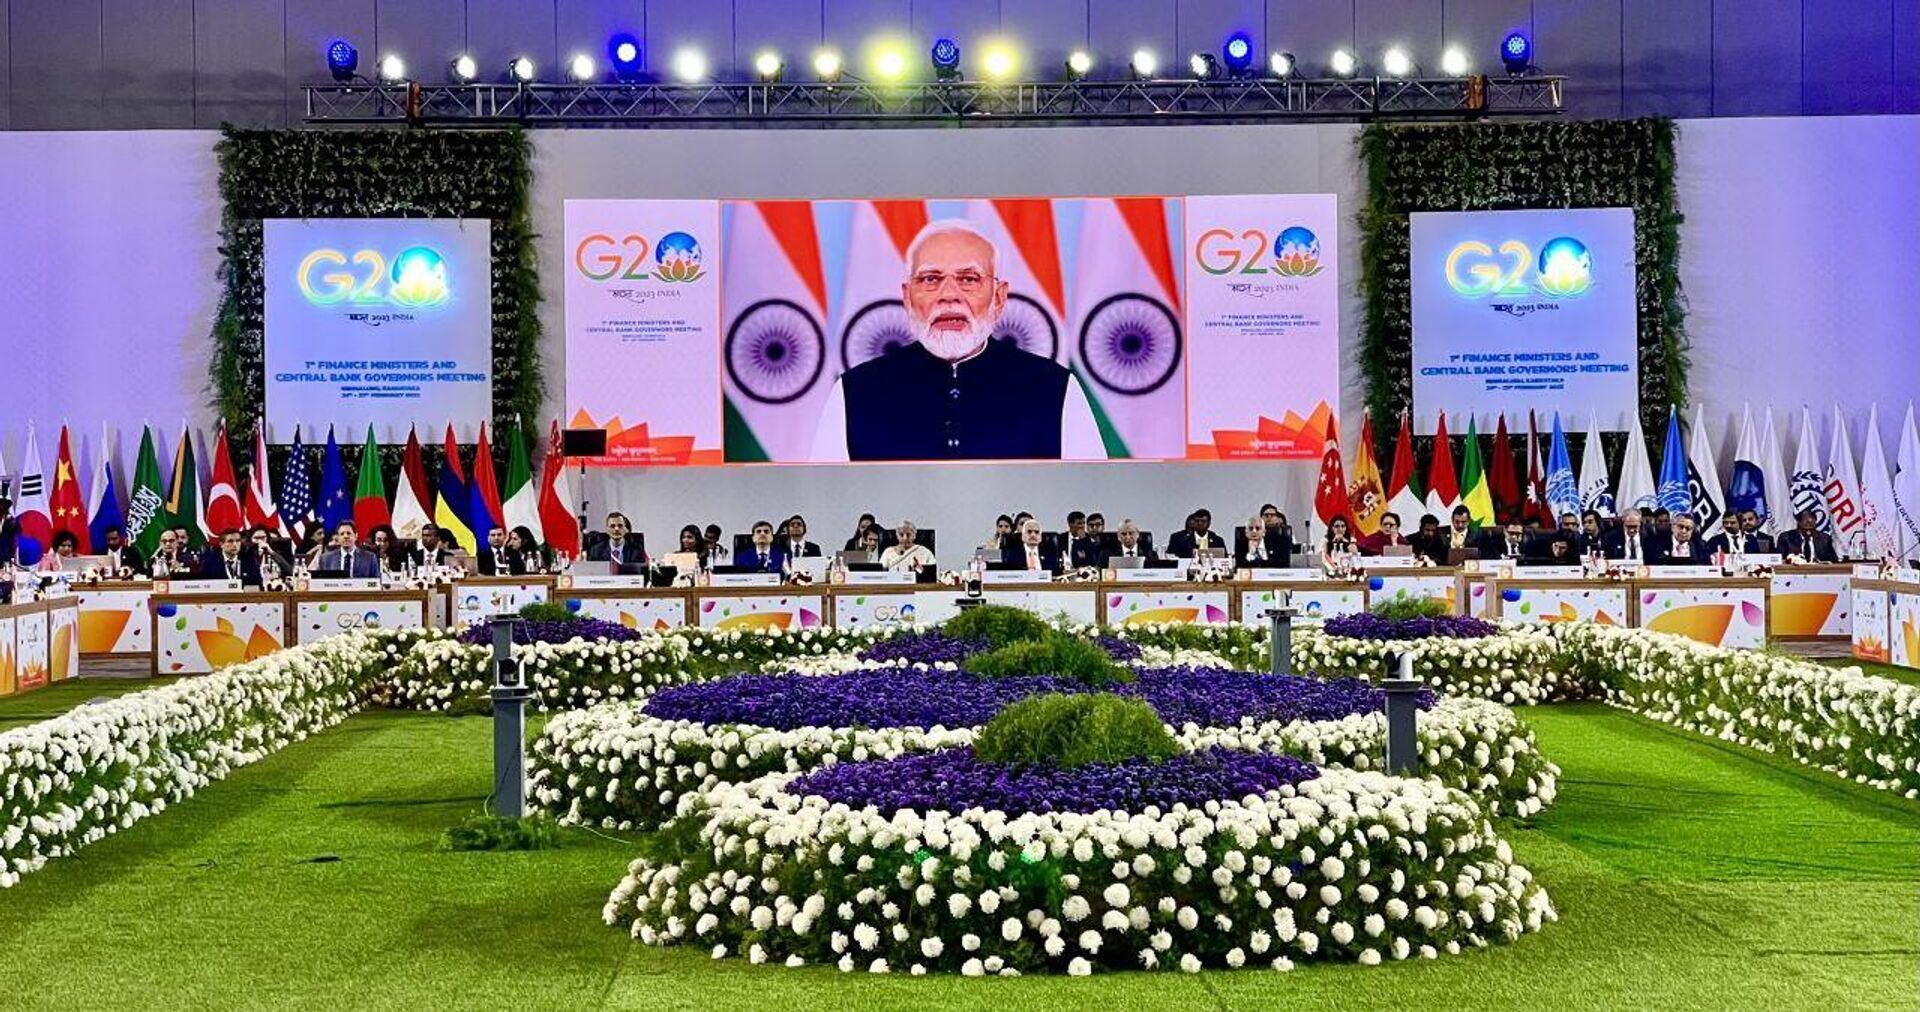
[1370,595,1453,621]
[973,693,1182,768]
[965,633,1133,687]
[942,604,1053,647]
[516,602,578,624]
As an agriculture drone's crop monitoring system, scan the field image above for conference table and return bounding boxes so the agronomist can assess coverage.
[0,596,81,696]
[18,560,1879,683]
[1847,575,1920,669]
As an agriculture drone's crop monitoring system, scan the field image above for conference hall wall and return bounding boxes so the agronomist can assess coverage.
[0,116,1913,545]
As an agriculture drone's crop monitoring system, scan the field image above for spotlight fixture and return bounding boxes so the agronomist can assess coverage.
[507,56,536,83]
[981,43,1016,82]
[872,44,909,82]
[930,37,961,80]
[1501,30,1532,74]
[1381,47,1413,78]
[1329,48,1357,77]
[1269,51,1295,78]
[566,53,596,82]
[377,53,406,83]
[1064,49,1093,80]
[325,39,358,81]
[812,49,844,81]
[669,47,709,83]
[608,32,643,79]
[450,54,478,82]
[1129,48,1159,79]
[753,50,785,82]
[1222,31,1254,75]
[1440,47,1469,76]
[1190,52,1221,80]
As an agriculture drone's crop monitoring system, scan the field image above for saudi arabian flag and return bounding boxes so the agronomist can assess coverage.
[501,418,543,545]
[164,424,205,550]
[126,425,168,557]
[1459,415,1496,527]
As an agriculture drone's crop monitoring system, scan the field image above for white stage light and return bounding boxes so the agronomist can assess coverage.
[508,56,536,83]
[1065,50,1093,79]
[378,54,407,82]
[567,53,596,82]
[1329,49,1357,77]
[753,50,785,81]
[450,54,478,82]
[1381,47,1413,78]
[1440,47,1469,76]
[671,48,709,82]
[981,44,1016,81]
[1269,51,1294,78]
[813,49,843,81]
[1130,49,1159,79]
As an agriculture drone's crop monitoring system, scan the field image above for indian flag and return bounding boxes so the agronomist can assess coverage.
[722,201,832,462]
[1064,197,1186,459]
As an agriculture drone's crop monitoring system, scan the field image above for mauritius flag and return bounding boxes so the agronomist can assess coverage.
[434,424,475,553]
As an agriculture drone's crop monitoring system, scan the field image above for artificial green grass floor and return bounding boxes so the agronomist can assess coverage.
[1,704,1915,1010]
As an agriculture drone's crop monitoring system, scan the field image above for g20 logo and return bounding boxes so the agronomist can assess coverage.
[573,231,706,284]
[298,245,451,308]
[1445,236,1592,299]
[1194,225,1323,277]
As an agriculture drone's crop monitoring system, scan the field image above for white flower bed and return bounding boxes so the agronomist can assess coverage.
[604,767,1555,974]
[1290,625,1588,705]
[529,695,1557,831]
[0,633,385,888]
[1557,623,1920,797]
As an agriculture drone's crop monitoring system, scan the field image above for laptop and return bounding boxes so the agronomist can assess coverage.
[790,556,830,582]
[1446,547,1482,565]
[1383,545,1415,557]
[1108,555,1147,571]
[837,550,874,565]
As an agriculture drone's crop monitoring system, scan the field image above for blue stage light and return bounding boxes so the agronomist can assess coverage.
[1501,30,1532,74]
[931,37,962,80]
[1222,32,1254,74]
[608,33,643,79]
[325,39,358,81]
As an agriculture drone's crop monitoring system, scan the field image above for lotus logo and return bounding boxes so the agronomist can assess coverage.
[1272,226,1323,277]
[387,246,451,307]
[653,231,705,283]
[1533,237,1591,298]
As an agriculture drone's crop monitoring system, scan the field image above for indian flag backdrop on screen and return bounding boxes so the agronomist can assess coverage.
[720,201,833,462]
[833,199,928,377]
[963,198,1066,368]
[1182,194,1341,459]
[1063,197,1188,459]
[562,199,724,466]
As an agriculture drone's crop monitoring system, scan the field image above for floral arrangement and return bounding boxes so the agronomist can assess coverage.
[1321,612,1499,641]
[1292,624,1587,706]
[604,766,1555,974]
[456,615,648,646]
[1,632,386,888]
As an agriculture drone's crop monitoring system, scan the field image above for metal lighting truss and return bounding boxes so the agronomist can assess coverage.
[302,75,1564,125]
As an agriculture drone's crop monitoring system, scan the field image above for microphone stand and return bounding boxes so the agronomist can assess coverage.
[576,458,589,535]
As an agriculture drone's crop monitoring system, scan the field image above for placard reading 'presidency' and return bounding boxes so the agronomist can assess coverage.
[563,195,1341,466]
[264,219,492,442]
[1410,208,1637,431]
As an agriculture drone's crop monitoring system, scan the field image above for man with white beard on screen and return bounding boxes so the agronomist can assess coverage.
[809,219,1107,461]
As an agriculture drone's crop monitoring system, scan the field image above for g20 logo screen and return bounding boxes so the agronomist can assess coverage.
[298,245,452,308]
[1444,236,1592,299]
[573,231,706,284]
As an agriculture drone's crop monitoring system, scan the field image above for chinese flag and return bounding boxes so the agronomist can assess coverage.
[1314,417,1354,528]
[50,425,91,553]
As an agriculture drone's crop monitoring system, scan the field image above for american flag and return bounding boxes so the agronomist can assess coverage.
[280,427,314,539]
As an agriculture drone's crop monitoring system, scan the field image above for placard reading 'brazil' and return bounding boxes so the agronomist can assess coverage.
[1409,208,1637,431]
[264,218,493,442]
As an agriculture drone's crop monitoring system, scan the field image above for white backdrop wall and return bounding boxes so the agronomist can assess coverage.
[0,117,1912,550]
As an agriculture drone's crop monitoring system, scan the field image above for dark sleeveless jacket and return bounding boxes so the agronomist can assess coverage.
[842,339,1070,460]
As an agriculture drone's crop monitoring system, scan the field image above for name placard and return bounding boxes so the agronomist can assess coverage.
[1242,567,1325,582]
[1111,568,1184,583]
[708,572,781,588]
[306,578,383,592]
[558,573,651,590]
[157,579,243,594]
[1360,555,1420,570]
[982,569,1043,585]
[1516,565,1585,579]
[1643,565,1721,579]
[843,569,915,586]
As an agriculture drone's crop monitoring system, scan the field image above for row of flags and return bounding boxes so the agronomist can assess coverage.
[1311,404,1920,562]
[1,420,581,566]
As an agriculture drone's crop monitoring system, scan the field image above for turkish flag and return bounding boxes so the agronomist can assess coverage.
[50,425,91,553]
[205,423,245,536]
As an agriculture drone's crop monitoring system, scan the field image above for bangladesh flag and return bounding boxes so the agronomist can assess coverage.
[163,423,206,550]
[126,425,167,557]
[353,425,391,532]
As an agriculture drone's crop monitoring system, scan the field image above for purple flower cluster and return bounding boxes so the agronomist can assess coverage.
[457,617,646,647]
[1322,612,1500,641]
[788,747,1321,816]
[857,631,988,667]
[643,666,1424,731]
[1092,634,1146,662]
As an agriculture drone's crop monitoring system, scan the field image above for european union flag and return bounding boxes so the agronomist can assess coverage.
[317,426,353,535]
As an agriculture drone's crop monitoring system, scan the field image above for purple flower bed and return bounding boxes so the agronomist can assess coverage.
[1321,612,1499,641]
[457,617,647,646]
[788,747,1320,816]
[642,666,1428,732]
[857,629,1144,666]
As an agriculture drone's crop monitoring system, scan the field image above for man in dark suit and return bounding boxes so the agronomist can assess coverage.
[1406,514,1447,564]
[0,497,17,566]
[247,526,291,582]
[780,516,822,560]
[1165,509,1227,559]
[1776,511,1841,562]
[1739,509,1777,552]
[1705,513,1763,556]
[317,521,382,578]
[408,524,456,569]
[733,519,786,574]
[999,518,1062,574]
[198,529,263,587]
[98,524,147,577]
[476,528,529,576]
[1602,509,1664,563]
[1478,521,1531,562]
[1233,513,1292,568]
[1657,513,1710,565]
[1104,520,1158,566]
[586,512,647,570]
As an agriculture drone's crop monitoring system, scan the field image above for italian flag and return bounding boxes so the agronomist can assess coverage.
[502,418,542,545]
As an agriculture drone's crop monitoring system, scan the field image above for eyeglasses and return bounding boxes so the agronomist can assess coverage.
[910,270,992,294]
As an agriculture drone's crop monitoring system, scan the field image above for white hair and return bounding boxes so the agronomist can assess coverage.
[904,218,1000,277]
